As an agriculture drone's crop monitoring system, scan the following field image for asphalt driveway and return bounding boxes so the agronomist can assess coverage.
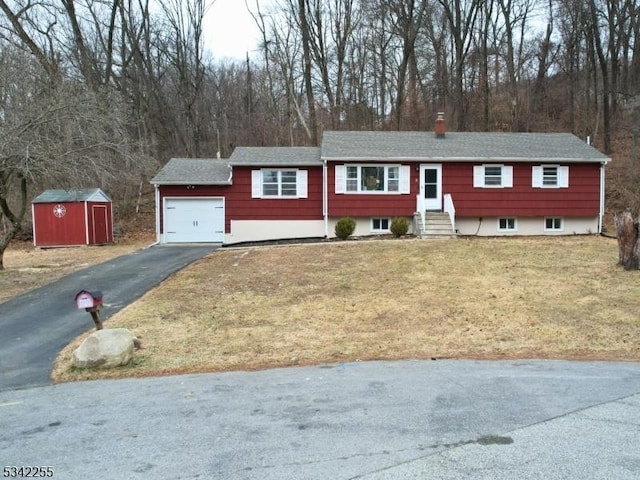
[0,244,215,391]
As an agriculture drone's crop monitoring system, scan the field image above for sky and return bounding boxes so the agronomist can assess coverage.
[203,0,263,60]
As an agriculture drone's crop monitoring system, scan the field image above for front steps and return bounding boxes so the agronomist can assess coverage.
[414,211,457,239]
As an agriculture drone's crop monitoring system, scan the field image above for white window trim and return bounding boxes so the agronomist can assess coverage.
[335,164,411,194]
[251,169,308,199]
[371,218,390,232]
[532,165,569,188]
[544,217,564,232]
[498,217,518,232]
[473,165,513,188]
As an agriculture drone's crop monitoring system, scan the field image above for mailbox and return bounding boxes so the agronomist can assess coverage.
[75,290,104,330]
[75,290,103,310]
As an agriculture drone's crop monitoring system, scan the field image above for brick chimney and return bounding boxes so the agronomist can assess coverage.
[435,112,446,138]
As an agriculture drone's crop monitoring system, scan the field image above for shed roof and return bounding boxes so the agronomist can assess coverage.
[150,158,233,185]
[32,188,111,203]
[321,131,610,163]
[228,147,321,166]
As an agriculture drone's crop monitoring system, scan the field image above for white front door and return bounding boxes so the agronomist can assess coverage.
[164,197,224,243]
[419,164,442,211]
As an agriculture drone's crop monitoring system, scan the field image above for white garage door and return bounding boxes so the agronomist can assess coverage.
[164,197,224,243]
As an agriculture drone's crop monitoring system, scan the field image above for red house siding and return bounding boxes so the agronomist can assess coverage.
[325,161,601,218]
[159,166,324,233]
[443,163,601,217]
[327,162,419,217]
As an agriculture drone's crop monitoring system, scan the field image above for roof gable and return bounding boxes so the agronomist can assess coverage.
[32,188,111,203]
[151,158,232,185]
[321,131,610,163]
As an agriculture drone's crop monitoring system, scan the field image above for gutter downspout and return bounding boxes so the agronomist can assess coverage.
[599,161,606,234]
[154,184,161,244]
[323,159,329,238]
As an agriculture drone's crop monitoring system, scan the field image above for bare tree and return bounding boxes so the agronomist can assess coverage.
[530,0,555,117]
[296,0,319,144]
[436,0,481,131]
[157,0,212,157]
[0,46,151,268]
[496,0,535,131]
[585,0,635,153]
[386,0,428,130]
[0,0,62,83]
[251,1,312,144]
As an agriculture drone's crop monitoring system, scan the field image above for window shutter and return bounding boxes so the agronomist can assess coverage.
[400,165,411,194]
[558,166,569,188]
[251,170,262,198]
[473,165,484,188]
[503,166,513,188]
[297,170,308,198]
[335,165,346,194]
[532,166,543,188]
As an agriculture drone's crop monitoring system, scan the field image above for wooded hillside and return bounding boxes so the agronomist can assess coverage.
[0,0,638,253]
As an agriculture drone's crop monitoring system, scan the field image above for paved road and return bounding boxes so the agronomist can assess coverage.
[0,245,215,391]
[0,359,639,479]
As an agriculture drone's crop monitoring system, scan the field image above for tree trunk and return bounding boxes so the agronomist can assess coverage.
[0,176,28,271]
[614,210,640,270]
[298,0,319,145]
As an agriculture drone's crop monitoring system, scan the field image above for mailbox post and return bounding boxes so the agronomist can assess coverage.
[75,290,104,330]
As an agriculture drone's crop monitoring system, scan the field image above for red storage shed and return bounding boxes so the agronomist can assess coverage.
[31,189,113,248]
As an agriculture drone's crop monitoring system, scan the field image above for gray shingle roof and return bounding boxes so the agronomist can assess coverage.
[229,147,321,166]
[32,188,110,203]
[151,158,232,185]
[321,131,610,163]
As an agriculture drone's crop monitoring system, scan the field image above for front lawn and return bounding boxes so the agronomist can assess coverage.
[53,236,640,382]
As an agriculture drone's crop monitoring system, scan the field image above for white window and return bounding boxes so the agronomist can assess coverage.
[498,217,517,231]
[335,165,410,194]
[372,218,390,232]
[544,217,563,231]
[532,165,569,188]
[349,165,397,192]
[473,165,513,188]
[251,169,308,198]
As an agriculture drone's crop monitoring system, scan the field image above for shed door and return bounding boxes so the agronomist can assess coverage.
[164,198,224,243]
[92,205,109,244]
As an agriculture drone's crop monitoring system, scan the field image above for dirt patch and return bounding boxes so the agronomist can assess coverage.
[52,236,640,382]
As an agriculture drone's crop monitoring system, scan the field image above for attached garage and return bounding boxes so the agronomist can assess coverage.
[163,197,224,243]
[151,158,232,244]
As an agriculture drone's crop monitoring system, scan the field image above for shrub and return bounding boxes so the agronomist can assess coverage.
[390,217,410,237]
[335,217,356,240]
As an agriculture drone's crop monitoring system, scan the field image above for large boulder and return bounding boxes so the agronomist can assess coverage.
[72,328,137,369]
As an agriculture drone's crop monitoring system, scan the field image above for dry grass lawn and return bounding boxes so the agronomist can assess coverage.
[53,236,640,382]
